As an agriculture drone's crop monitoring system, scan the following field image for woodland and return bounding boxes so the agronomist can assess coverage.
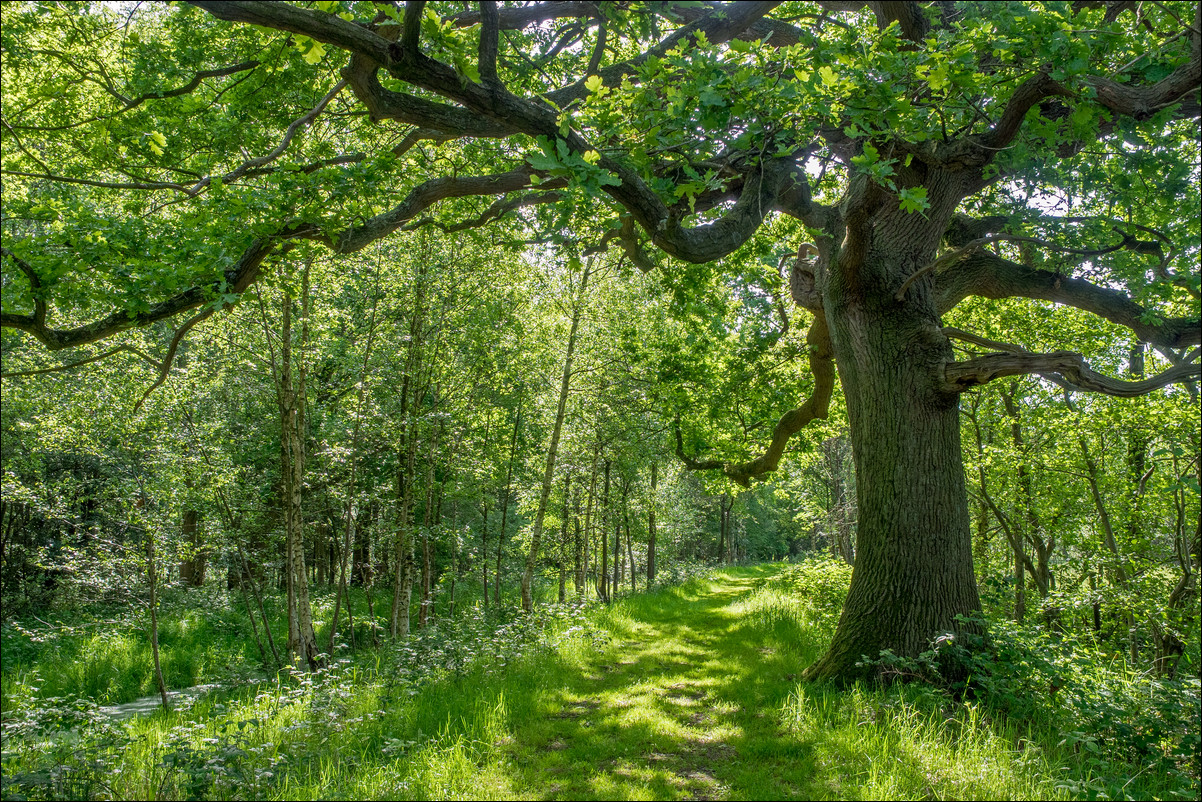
[0,1,1199,800]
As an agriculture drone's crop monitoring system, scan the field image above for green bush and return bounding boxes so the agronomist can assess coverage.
[857,615,1202,800]
[756,556,853,635]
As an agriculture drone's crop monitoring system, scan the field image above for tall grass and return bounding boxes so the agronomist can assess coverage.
[2,562,1198,800]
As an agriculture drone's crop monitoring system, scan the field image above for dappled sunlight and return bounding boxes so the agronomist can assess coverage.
[4,567,1188,799]
[452,566,1091,801]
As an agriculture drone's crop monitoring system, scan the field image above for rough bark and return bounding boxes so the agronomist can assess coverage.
[803,194,983,682]
[277,276,320,670]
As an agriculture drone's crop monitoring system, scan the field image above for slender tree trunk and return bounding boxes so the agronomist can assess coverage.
[1000,382,1058,625]
[558,473,571,602]
[1075,425,1138,659]
[573,488,584,596]
[625,491,636,594]
[419,419,440,628]
[612,504,621,598]
[1152,459,1197,677]
[579,440,600,597]
[1125,342,1149,543]
[647,461,657,585]
[480,499,490,606]
[147,529,170,711]
[717,494,728,564]
[522,263,590,612]
[237,540,279,665]
[600,459,610,602]
[391,261,426,638]
[496,403,521,605]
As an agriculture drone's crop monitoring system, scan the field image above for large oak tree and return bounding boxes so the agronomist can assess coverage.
[2,0,1199,680]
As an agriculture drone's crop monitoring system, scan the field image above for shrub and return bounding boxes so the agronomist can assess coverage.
[756,556,853,635]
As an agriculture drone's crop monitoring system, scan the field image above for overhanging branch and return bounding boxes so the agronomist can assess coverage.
[1,170,562,349]
[936,248,1201,349]
[676,314,835,486]
[944,347,1201,397]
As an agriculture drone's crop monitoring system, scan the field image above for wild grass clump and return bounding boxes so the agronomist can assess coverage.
[752,555,853,636]
[1,586,259,709]
[944,618,1198,799]
[779,682,1068,799]
[849,617,1201,799]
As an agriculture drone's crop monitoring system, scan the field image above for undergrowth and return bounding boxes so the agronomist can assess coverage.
[754,557,1201,800]
[1,561,1198,800]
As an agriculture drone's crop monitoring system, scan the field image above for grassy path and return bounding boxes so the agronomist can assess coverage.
[492,566,821,800]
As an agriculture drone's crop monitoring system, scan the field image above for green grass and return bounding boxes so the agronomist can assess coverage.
[2,566,1196,800]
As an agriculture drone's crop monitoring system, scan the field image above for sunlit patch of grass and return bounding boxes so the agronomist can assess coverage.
[779,682,1067,800]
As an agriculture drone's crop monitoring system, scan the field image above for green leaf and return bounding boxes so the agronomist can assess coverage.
[526,153,560,171]
[898,186,929,215]
[146,131,167,156]
[302,41,327,64]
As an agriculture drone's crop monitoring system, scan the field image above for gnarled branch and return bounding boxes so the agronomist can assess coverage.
[195,0,823,264]
[899,231,1148,301]
[1,170,563,349]
[944,348,1201,397]
[676,314,835,486]
[936,248,1200,349]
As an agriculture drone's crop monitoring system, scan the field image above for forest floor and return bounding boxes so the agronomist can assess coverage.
[4,565,1194,800]
[465,566,1063,800]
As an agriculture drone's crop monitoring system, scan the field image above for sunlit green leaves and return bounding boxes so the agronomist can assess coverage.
[145,131,168,156]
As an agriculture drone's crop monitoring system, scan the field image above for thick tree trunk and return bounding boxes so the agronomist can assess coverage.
[804,235,981,682]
